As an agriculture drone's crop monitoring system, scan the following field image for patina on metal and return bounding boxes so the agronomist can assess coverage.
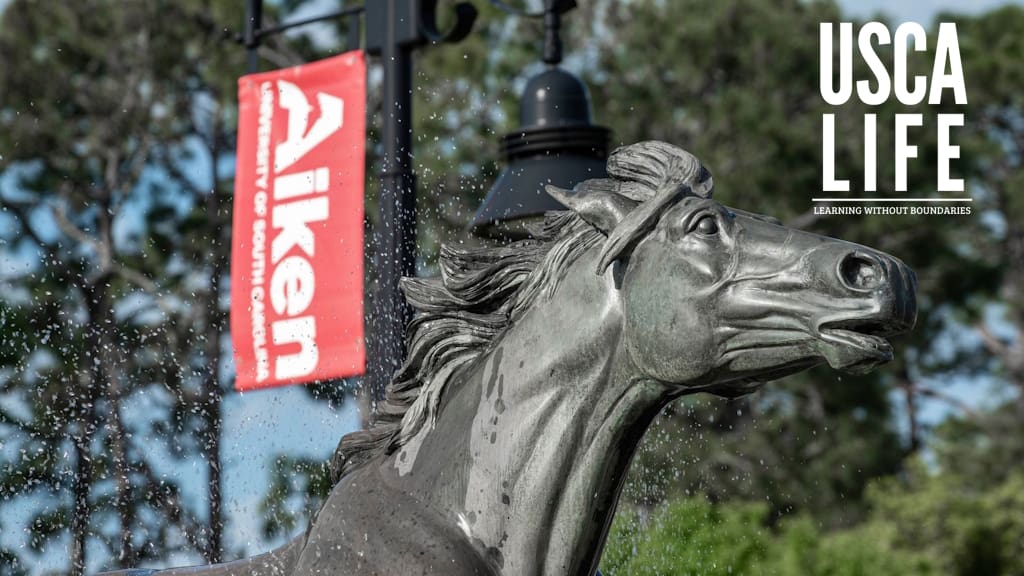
[106,141,917,576]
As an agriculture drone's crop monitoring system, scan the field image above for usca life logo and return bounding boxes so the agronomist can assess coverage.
[816,22,971,216]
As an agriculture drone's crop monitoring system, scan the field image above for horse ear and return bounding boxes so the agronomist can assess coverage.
[545,184,638,236]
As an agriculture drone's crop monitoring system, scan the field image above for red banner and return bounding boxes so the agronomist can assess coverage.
[231,51,366,391]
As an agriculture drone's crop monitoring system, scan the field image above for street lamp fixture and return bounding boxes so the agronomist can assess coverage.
[470,0,611,239]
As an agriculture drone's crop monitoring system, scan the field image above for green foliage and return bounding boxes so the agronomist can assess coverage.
[602,494,937,573]
[986,475,1024,576]
[867,460,1024,575]
[770,517,936,576]
[930,402,1024,492]
[0,0,247,570]
[600,497,934,576]
[258,456,332,540]
[602,457,1024,576]
[623,374,905,527]
[602,499,771,576]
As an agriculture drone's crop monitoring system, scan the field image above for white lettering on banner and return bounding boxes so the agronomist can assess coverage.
[270,255,315,316]
[271,196,329,263]
[251,220,268,380]
[251,82,274,383]
[272,316,319,380]
[256,82,273,190]
[274,80,344,174]
[249,80,345,382]
[275,167,330,200]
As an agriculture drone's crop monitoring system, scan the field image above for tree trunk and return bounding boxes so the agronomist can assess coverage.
[85,275,136,565]
[109,386,133,563]
[70,433,91,576]
[70,303,99,576]
[201,104,226,564]
[202,386,223,563]
[900,372,920,454]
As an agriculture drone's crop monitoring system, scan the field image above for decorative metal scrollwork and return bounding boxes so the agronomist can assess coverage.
[421,0,479,44]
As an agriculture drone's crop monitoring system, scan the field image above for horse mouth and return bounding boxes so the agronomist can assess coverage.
[817,318,895,374]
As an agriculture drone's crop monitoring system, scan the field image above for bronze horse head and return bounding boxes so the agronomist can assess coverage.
[107,141,916,576]
[546,141,916,397]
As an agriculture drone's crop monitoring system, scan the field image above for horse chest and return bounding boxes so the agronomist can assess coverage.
[294,465,501,576]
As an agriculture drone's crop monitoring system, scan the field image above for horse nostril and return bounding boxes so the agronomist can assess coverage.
[839,253,883,291]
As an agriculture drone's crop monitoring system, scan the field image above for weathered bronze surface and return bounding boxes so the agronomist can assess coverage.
[106,141,917,576]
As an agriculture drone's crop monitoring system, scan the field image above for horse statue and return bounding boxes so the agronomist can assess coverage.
[108,141,917,576]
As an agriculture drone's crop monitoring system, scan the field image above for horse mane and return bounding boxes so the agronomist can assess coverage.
[328,140,712,483]
[329,211,603,482]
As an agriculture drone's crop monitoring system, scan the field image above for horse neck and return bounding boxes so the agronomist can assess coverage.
[380,251,673,576]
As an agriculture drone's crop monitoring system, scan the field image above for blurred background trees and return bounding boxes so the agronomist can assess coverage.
[0,0,1021,574]
[0,1,249,572]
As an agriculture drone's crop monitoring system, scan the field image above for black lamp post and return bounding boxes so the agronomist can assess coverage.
[470,0,610,239]
[361,1,477,403]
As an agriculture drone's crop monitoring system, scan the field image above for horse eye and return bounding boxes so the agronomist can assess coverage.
[694,215,719,236]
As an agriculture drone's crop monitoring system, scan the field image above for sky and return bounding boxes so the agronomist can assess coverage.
[840,0,1024,22]
[1,0,1023,572]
